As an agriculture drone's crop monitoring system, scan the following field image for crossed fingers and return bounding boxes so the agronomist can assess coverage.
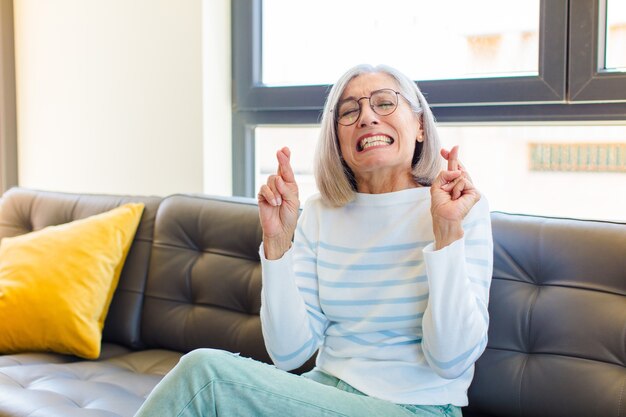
[440,146,476,200]
[258,147,298,207]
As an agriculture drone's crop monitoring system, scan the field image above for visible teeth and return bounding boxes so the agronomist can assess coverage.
[358,135,393,151]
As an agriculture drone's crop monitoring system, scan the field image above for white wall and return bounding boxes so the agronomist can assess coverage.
[0,0,18,193]
[202,0,231,196]
[13,0,232,197]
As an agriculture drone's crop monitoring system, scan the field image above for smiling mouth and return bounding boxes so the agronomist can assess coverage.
[358,135,394,152]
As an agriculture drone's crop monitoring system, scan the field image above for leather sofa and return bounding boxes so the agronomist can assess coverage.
[0,187,624,417]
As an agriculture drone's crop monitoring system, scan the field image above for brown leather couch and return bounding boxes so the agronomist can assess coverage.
[0,187,624,417]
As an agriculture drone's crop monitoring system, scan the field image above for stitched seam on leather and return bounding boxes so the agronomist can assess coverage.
[151,241,260,261]
[493,277,624,298]
[517,352,529,417]
[618,374,625,417]
[519,285,540,417]
[26,194,35,231]
[481,348,623,368]
[141,293,253,315]
[525,284,540,353]
[69,196,80,223]
[0,370,25,388]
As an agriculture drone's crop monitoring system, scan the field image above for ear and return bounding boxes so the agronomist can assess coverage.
[416,114,425,143]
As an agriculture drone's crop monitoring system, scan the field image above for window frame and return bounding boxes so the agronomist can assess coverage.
[232,0,626,197]
[569,0,626,101]
[0,0,18,194]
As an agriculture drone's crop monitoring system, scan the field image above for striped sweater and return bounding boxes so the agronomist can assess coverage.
[260,187,493,406]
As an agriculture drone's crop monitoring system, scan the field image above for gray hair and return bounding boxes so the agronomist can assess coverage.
[314,64,443,207]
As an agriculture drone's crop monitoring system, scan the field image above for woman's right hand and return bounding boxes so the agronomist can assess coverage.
[258,147,300,260]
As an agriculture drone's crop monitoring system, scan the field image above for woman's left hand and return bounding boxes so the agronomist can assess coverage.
[430,146,481,249]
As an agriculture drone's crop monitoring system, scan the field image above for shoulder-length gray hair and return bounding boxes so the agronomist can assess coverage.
[314,64,442,207]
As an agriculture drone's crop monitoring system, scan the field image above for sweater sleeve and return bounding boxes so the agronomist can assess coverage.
[421,196,493,379]
[259,200,329,371]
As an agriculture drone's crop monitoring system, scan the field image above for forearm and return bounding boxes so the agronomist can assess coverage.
[259,243,322,370]
[422,199,493,378]
[421,238,489,376]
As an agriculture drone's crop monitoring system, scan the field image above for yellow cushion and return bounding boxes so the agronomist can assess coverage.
[0,203,144,359]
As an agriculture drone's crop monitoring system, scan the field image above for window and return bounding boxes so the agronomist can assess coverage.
[262,1,540,86]
[234,0,626,221]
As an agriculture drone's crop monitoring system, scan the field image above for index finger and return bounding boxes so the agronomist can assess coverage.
[277,147,296,183]
[447,145,460,171]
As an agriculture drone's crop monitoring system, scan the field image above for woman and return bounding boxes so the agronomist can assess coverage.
[135,64,492,417]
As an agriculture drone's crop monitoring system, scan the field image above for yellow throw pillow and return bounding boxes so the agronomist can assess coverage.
[0,203,144,359]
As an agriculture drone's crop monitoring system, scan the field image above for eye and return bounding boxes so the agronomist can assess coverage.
[371,91,397,113]
[340,108,359,118]
[338,101,359,118]
[374,101,395,110]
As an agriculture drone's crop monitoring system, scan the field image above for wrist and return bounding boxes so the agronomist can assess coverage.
[433,219,464,250]
[263,235,292,260]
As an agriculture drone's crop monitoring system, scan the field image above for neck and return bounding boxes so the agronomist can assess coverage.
[355,171,418,194]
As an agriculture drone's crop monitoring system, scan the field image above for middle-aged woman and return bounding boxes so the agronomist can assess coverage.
[135,64,493,417]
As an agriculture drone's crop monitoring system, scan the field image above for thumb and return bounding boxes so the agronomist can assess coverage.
[434,170,462,188]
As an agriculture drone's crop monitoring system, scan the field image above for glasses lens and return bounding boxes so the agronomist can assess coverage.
[337,100,360,126]
[370,90,398,116]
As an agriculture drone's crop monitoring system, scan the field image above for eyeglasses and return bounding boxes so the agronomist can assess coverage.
[334,89,403,126]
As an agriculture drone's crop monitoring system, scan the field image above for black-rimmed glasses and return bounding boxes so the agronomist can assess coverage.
[334,89,403,126]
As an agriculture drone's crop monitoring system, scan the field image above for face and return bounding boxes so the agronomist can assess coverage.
[336,72,423,188]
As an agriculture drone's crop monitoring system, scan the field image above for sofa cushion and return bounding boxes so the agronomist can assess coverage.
[0,349,181,417]
[0,188,162,349]
[140,194,272,362]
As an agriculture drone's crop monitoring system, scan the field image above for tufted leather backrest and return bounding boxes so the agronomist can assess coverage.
[139,194,272,363]
[0,188,162,349]
[465,212,626,417]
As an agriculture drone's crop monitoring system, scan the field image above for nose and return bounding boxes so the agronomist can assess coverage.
[357,101,380,127]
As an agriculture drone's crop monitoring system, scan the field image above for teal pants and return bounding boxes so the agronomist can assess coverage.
[134,348,462,417]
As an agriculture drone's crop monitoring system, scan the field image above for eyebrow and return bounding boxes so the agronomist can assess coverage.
[339,88,395,102]
[338,95,357,103]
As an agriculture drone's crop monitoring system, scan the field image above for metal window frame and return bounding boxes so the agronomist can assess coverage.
[569,0,626,101]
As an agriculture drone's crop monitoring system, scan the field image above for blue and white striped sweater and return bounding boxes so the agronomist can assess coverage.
[260,187,493,406]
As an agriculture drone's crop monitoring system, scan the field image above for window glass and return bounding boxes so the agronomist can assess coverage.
[255,126,319,201]
[262,0,540,86]
[605,0,626,71]
[255,124,626,222]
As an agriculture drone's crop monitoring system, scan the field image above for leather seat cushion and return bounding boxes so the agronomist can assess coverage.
[0,348,182,417]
